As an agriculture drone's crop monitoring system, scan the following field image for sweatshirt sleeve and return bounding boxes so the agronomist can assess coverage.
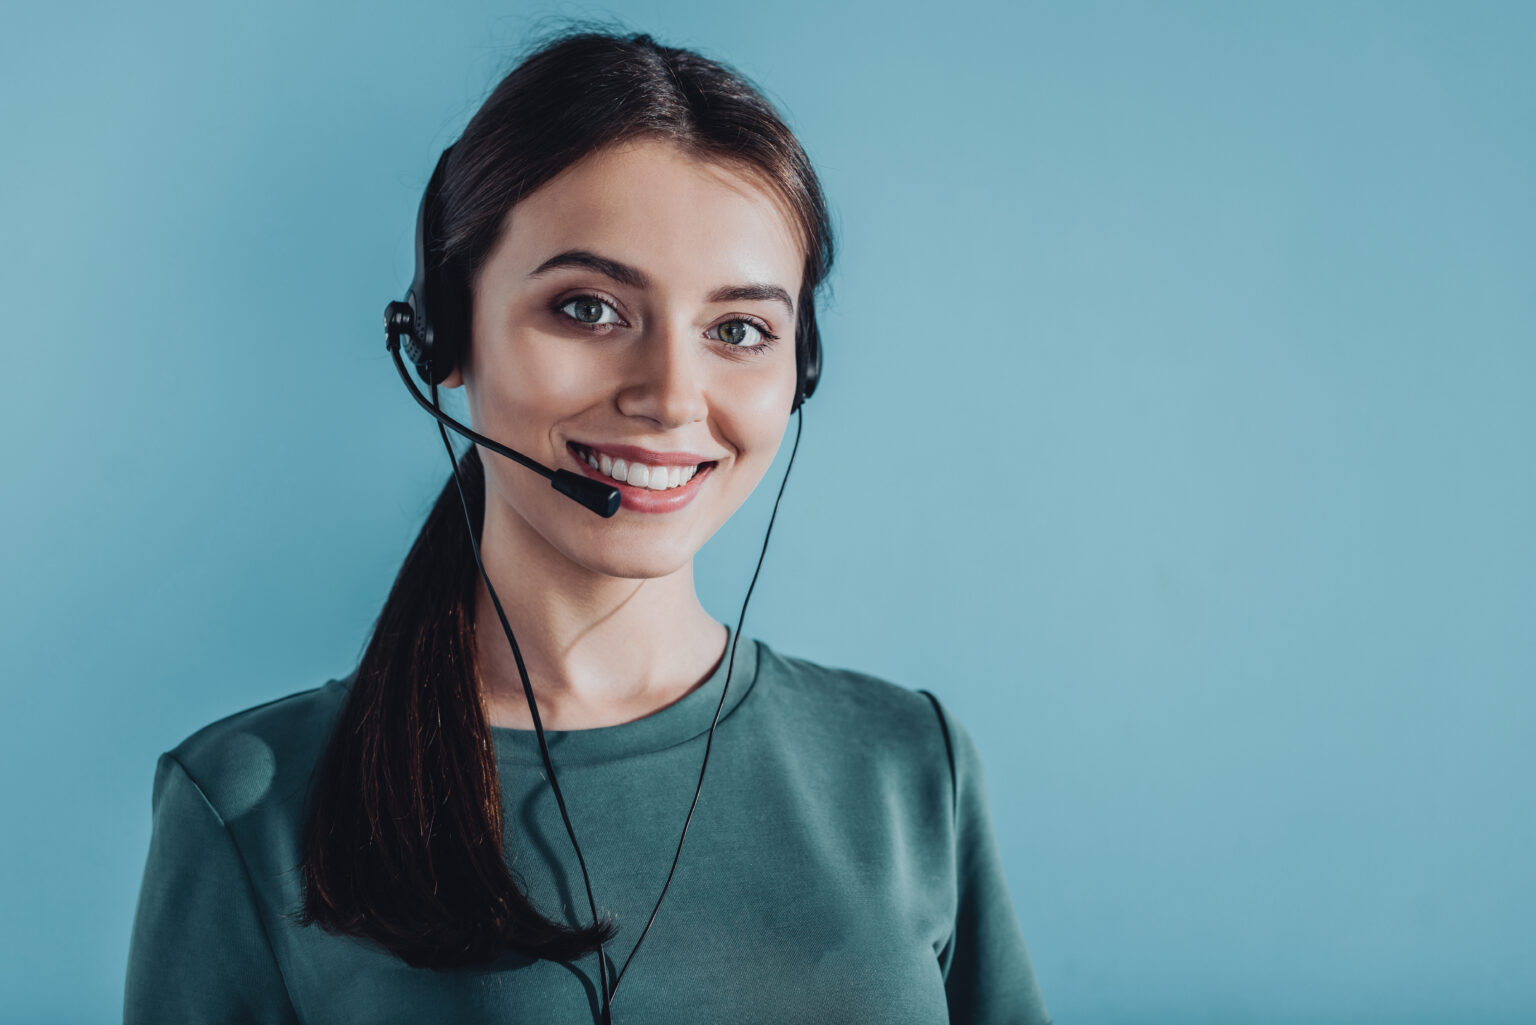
[923,693,1054,1025]
[124,752,301,1025]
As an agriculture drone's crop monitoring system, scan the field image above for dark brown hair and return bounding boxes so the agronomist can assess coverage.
[294,26,835,969]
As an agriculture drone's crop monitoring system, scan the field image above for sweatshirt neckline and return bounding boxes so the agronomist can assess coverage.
[491,626,761,767]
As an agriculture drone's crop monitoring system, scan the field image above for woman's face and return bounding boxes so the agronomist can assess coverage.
[446,137,804,580]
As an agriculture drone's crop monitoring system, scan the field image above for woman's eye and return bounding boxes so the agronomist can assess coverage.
[558,296,623,327]
[709,319,770,347]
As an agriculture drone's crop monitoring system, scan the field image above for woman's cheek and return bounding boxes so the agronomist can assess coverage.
[723,385,794,478]
[471,332,603,438]
[523,333,614,402]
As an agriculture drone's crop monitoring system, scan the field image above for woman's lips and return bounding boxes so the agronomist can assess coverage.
[568,440,714,466]
[567,442,717,514]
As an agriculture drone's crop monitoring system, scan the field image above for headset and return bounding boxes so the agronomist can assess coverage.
[382,143,816,1023]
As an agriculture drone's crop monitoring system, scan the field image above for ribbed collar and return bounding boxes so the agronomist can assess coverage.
[491,627,761,767]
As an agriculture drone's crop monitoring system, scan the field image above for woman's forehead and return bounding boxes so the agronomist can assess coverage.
[487,138,805,296]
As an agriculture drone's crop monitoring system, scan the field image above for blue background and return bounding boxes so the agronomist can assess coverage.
[3,1,1532,1021]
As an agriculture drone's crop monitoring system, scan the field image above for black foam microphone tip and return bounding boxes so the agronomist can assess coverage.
[552,470,622,518]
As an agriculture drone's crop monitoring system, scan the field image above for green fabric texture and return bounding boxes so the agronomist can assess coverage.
[124,629,1052,1024]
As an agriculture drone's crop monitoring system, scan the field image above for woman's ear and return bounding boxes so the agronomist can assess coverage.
[439,365,464,389]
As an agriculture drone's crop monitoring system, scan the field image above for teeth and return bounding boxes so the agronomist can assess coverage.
[577,446,703,491]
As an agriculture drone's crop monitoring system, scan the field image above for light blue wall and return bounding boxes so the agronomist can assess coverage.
[3,1,1531,1021]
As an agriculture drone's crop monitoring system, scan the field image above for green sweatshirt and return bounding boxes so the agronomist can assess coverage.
[124,629,1052,1024]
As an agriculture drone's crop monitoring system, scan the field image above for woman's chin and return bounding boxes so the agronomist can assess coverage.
[557,537,698,582]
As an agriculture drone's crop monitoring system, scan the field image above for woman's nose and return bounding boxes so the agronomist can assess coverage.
[615,323,708,428]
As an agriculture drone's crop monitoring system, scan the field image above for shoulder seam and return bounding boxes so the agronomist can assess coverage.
[916,689,961,975]
[174,680,341,753]
[163,752,303,1021]
[916,689,958,830]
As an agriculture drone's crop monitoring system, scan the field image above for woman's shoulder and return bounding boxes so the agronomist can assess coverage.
[751,639,968,772]
[160,672,354,824]
[755,639,935,713]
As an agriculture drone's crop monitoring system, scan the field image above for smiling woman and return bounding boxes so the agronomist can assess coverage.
[450,139,805,586]
[122,27,1052,1025]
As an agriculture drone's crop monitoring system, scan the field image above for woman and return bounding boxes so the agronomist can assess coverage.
[124,28,1052,1025]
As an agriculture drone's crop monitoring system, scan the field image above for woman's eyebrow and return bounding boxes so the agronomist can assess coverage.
[707,283,795,320]
[529,249,794,319]
[530,249,648,288]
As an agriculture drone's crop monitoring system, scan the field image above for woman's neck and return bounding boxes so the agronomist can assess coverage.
[470,504,728,732]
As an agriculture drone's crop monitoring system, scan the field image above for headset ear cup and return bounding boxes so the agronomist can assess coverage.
[795,303,821,410]
[396,291,430,374]
[804,315,821,400]
[422,255,470,385]
[407,146,463,387]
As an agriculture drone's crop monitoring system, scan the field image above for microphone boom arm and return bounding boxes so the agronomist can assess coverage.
[385,320,621,518]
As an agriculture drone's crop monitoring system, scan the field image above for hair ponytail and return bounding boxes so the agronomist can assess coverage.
[295,444,615,968]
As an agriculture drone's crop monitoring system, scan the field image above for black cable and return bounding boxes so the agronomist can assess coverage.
[431,383,613,1016]
[608,404,803,1009]
[432,380,805,1022]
